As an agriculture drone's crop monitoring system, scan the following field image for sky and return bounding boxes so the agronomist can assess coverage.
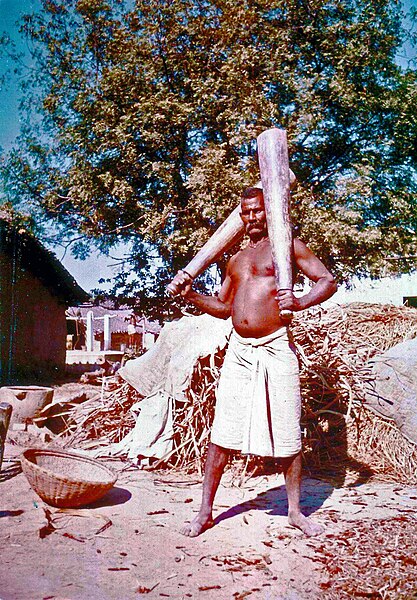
[0,0,126,293]
[0,0,416,293]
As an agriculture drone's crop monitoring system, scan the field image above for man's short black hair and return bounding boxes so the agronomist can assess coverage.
[241,186,263,200]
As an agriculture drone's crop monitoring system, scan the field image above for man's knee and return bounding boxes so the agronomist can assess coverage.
[208,442,230,457]
[280,451,302,468]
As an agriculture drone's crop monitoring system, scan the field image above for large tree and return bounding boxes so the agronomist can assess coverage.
[0,0,416,313]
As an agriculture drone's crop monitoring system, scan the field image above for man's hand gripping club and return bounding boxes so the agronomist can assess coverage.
[166,270,194,298]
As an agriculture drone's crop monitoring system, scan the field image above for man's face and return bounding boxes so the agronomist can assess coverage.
[240,193,267,237]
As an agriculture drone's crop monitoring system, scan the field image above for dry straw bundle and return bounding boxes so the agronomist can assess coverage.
[290,303,417,484]
[62,381,140,451]
[63,303,417,483]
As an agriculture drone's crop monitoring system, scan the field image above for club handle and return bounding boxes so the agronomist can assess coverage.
[278,287,293,321]
[166,282,180,297]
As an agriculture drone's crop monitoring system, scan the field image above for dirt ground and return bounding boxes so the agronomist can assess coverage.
[2,435,417,600]
[1,381,417,600]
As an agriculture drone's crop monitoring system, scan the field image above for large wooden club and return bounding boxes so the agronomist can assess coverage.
[257,128,293,319]
[166,205,244,295]
[167,129,294,302]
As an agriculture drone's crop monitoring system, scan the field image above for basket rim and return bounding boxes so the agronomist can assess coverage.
[21,448,117,486]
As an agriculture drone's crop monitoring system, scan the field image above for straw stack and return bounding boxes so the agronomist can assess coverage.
[62,303,417,483]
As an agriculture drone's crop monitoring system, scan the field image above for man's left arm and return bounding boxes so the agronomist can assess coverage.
[277,238,337,313]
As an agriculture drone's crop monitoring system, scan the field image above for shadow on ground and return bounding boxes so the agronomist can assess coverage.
[0,459,22,483]
[87,486,132,508]
[214,477,334,526]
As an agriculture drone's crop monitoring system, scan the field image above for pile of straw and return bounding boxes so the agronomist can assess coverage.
[61,381,140,451]
[62,303,417,482]
[290,303,417,483]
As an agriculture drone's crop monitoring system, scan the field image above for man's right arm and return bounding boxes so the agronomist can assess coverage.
[169,265,235,320]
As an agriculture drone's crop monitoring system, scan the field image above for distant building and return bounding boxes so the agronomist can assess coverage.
[66,304,160,355]
[0,216,88,384]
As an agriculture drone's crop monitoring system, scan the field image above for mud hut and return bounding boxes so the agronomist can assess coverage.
[0,216,88,384]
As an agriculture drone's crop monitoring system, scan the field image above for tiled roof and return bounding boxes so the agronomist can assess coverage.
[66,305,161,335]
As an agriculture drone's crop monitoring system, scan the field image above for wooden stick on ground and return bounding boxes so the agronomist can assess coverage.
[0,402,13,471]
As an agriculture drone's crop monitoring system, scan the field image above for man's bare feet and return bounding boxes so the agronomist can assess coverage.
[180,514,214,537]
[288,511,324,537]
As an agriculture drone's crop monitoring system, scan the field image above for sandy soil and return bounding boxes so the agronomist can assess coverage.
[1,436,417,600]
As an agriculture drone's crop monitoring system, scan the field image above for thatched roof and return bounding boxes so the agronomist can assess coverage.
[0,217,89,306]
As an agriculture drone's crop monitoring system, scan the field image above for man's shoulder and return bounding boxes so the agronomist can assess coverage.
[229,244,251,262]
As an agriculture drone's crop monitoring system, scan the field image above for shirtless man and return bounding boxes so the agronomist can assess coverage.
[170,186,337,537]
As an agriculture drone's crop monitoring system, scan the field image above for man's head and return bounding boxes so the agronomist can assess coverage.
[240,187,268,240]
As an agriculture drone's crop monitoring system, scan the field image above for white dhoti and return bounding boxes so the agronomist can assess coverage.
[210,328,302,457]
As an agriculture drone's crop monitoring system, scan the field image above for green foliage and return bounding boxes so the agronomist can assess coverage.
[0,0,416,310]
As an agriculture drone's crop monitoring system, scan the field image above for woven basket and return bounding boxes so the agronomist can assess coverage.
[21,448,117,508]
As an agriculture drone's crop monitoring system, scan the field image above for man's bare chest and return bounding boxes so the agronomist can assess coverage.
[232,244,276,281]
